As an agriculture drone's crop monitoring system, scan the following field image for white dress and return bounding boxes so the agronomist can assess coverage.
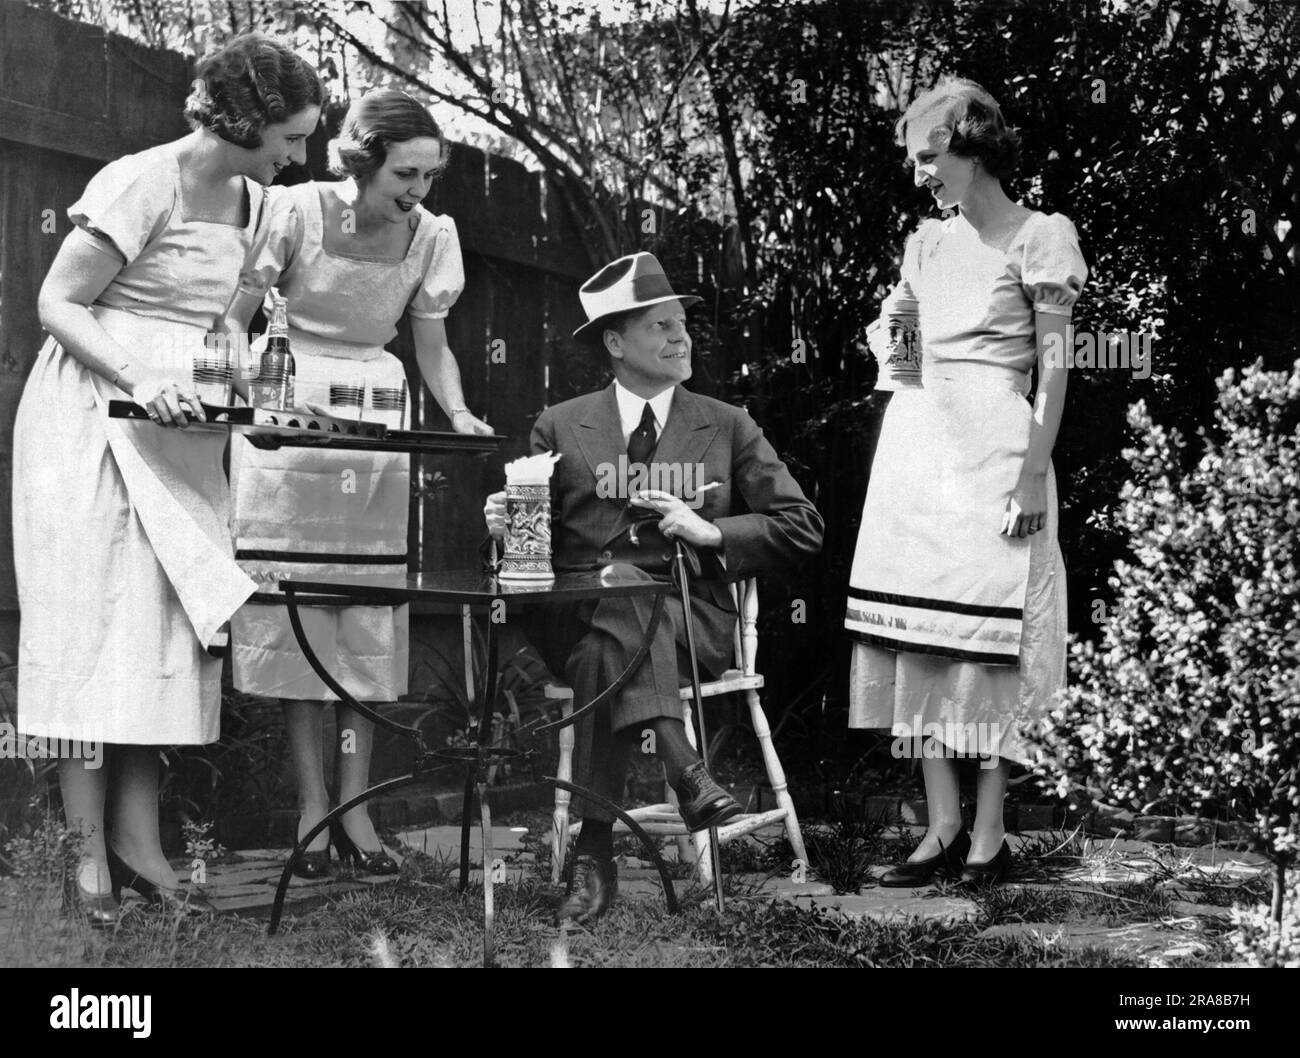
[844,211,1087,764]
[230,182,464,702]
[13,146,260,745]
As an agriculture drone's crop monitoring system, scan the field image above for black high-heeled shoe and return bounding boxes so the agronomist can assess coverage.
[959,840,1012,886]
[291,819,332,879]
[106,845,215,915]
[879,828,971,887]
[63,862,120,929]
[330,821,399,877]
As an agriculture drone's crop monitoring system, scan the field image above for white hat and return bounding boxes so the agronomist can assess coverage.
[573,252,701,342]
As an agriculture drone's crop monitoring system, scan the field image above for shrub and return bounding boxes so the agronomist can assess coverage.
[1033,359,1300,924]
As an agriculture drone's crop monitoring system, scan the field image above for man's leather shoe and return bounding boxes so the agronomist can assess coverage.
[673,761,743,833]
[558,854,618,924]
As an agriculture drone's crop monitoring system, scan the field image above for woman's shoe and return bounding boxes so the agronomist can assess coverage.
[63,863,120,929]
[292,819,332,879]
[959,839,1012,887]
[879,828,971,887]
[106,845,215,915]
[293,848,332,879]
[330,821,399,877]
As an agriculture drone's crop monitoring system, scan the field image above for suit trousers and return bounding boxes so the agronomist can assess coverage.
[524,563,734,821]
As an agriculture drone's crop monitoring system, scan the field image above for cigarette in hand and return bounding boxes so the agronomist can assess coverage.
[696,480,725,494]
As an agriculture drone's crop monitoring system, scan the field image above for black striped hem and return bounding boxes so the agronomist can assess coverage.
[847,628,1020,666]
[237,549,408,565]
[246,591,394,608]
[847,586,1022,621]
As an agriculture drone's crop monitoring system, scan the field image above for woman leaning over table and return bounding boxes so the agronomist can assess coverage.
[224,88,491,878]
[12,34,323,925]
[845,78,1087,887]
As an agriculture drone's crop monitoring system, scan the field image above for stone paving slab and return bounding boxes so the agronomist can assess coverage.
[1167,900,1234,920]
[394,824,532,865]
[977,921,1212,962]
[194,847,403,917]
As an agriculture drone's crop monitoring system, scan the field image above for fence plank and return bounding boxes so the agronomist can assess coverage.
[0,5,106,120]
[106,32,190,146]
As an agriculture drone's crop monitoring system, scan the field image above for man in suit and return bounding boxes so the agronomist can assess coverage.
[484,252,823,923]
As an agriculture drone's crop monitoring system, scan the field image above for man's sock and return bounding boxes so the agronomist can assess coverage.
[573,818,613,862]
[646,718,699,787]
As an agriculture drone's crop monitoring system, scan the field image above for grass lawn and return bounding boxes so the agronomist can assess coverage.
[1,810,1265,968]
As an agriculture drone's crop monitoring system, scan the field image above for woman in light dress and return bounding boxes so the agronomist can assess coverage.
[845,78,1087,886]
[225,89,490,877]
[13,34,323,924]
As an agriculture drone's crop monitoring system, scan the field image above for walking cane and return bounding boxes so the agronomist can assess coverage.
[672,537,726,913]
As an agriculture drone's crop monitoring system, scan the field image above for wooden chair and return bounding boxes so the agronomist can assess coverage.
[544,577,808,885]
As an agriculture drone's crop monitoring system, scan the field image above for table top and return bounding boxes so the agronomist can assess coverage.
[277,569,670,606]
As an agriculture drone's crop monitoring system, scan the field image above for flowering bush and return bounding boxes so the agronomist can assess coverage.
[1231,868,1300,968]
[1033,359,1300,918]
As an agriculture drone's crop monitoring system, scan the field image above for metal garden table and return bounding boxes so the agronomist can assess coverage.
[265,569,680,967]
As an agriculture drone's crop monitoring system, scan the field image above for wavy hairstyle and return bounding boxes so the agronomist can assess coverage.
[894,77,1021,180]
[328,89,447,181]
[185,33,324,149]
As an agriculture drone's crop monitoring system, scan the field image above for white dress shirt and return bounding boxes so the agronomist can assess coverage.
[613,380,674,446]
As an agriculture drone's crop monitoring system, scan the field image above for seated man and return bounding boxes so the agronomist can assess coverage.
[484,252,823,923]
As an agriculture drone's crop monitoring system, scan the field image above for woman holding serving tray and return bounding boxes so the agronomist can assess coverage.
[225,88,491,877]
[12,34,323,925]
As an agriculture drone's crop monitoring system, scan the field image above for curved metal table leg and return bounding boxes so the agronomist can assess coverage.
[459,608,501,893]
[547,778,680,914]
[283,587,425,742]
[268,774,424,935]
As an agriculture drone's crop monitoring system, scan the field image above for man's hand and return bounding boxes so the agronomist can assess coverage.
[484,489,507,539]
[630,489,722,549]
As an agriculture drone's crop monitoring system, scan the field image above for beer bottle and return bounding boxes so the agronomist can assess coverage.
[251,287,296,410]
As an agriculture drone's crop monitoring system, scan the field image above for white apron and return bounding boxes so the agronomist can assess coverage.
[846,364,1034,664]
[230,330,410,702]
[14,309,256,744]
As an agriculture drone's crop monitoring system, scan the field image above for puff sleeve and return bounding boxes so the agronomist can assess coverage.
[67,153,175,265]
[238,184,303,299]
[407,215,466,320]
[1018,213,1088,317]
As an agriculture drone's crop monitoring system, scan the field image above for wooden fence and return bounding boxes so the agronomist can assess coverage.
[0,4,623,656]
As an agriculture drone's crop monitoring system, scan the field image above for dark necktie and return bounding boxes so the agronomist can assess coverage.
[627,401,657,465]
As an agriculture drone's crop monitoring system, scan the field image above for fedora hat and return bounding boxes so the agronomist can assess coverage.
[572,252,701,342]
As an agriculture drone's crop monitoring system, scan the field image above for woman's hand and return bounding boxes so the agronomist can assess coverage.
[863,317,890,362]
[451,409,493,436]
[130,371,206,428]
[1002,468,1047,538]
